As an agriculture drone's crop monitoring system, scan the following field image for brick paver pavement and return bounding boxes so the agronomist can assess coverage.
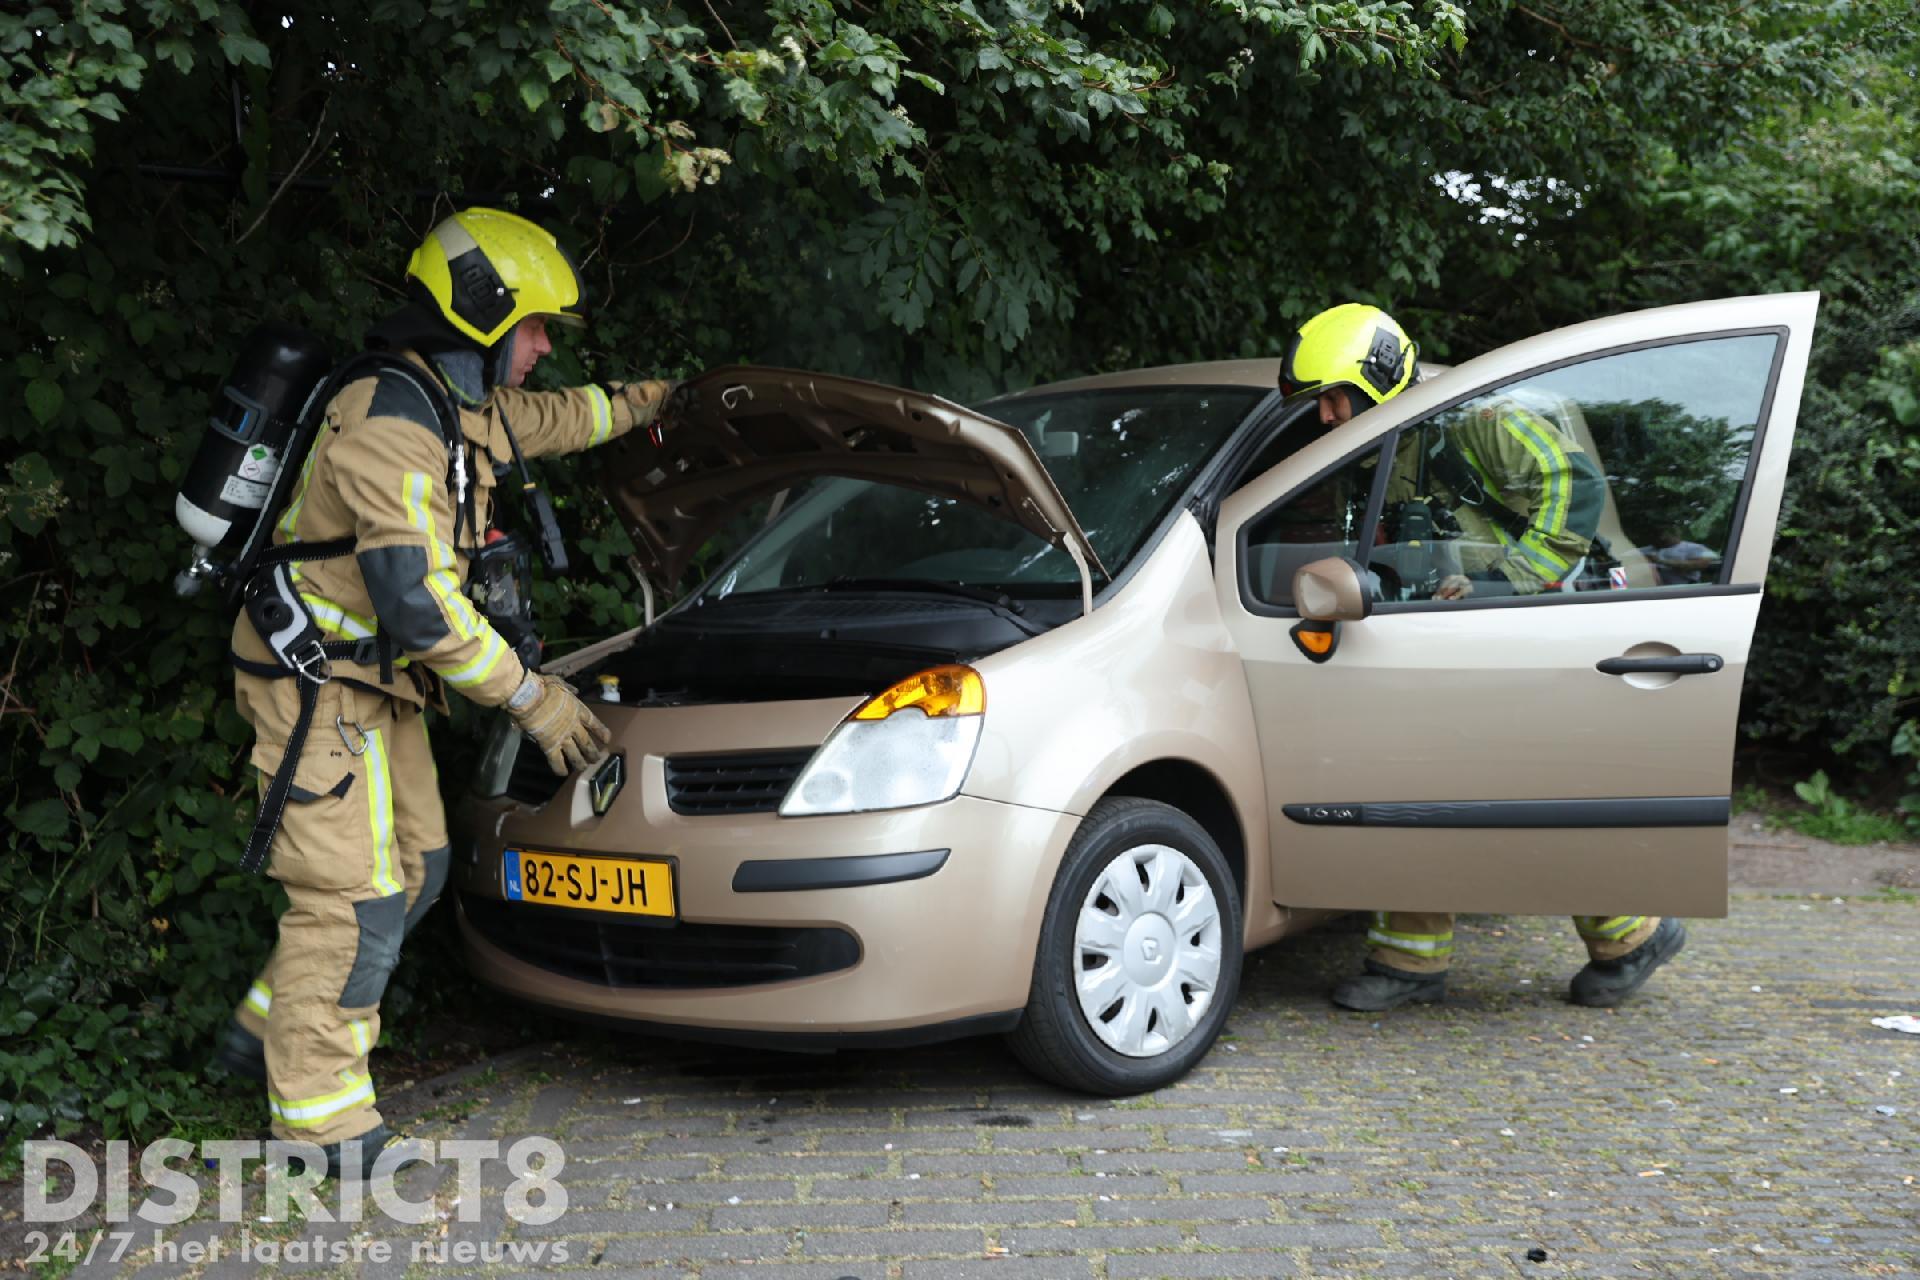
[35,895,1920,1279]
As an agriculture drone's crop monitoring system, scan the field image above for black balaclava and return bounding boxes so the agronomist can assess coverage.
[364,286,494,407]
[489,328,518,393]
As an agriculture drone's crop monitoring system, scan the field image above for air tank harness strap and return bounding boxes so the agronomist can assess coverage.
[230,538,396,875]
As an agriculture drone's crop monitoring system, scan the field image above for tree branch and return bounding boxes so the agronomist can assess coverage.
[1513,4,1603,53]
[235,97,333,245]
[636,209,698,267]
[700,0,739,50]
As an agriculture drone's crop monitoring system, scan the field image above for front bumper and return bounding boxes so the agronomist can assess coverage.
[453,790,1080,1037]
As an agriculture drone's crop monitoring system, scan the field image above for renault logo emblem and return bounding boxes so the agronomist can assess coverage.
[589,753,625,816]
[1140,938,1161,963]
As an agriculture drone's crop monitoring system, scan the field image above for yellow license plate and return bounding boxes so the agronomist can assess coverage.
[504,849,675,918]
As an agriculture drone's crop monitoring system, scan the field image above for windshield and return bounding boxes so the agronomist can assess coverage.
[691,385,1266,602]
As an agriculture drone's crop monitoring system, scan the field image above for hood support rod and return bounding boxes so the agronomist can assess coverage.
[628,555,657,627]
[1061,538,1094,616]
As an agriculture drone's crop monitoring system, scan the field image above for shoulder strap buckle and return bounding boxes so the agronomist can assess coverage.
[287,638,332,685]
[335,635,387,669]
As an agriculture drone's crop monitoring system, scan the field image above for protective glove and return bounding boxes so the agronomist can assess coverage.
[649,380,707,446]
[505,671,613,775]
[618,378,695,447]
[663,379,699,423]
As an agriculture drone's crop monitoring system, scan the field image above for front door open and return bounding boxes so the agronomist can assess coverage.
[1215,293,1817,917]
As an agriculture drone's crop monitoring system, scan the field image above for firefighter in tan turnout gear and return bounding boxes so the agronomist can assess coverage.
[212,208,674,1177]
[1277,303,1688,1014]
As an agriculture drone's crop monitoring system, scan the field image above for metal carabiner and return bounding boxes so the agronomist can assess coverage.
[336,716,370,756]
[288,640,333,686]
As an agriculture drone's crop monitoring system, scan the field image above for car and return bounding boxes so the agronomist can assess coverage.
[450,292,1817,1094]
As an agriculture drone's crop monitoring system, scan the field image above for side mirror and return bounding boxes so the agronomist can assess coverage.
[1292,556,1374,622]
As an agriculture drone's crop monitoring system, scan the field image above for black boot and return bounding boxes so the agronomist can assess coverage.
[323,1124,426,1182]
[1330,958,1447,1011]
[209,1019,266,1082]
[1570,918,1687,1008]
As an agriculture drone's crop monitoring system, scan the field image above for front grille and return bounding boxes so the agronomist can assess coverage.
[504,740,568,808]
[461,893,859,989]
[665,748,814,815]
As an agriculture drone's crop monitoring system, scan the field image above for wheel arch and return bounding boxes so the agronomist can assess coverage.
[1101,758,1248,907]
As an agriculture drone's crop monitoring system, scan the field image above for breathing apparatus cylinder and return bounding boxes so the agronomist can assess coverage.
[174,323,333,599]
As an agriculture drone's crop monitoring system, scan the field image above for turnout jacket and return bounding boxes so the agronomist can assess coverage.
[1387,396,1603,593]
[232,350,670,717]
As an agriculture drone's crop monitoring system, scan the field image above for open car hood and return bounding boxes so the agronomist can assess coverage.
[600,366,1109,604]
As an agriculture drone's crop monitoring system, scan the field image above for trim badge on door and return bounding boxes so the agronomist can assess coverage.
[1282,796,1729,828]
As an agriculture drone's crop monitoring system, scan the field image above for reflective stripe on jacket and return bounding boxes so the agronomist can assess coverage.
[1392,398,1602,593]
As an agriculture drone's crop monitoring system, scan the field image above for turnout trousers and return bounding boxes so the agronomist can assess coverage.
[227,674,450,1145]
[1368,912,1660,976]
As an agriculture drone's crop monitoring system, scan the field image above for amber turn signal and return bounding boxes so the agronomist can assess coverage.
[852,664,987,720]
[1289,620,1340,664]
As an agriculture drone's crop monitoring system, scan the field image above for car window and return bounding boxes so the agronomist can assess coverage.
[1368,334,1779,602]
[694,386,1265,600]
[989,387,1266,568]
[701,477,1069,597]
[1226,403,1326,495]
[1241,447,1381,609]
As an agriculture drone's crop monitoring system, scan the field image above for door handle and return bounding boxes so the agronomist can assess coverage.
[1596,653,1724,676]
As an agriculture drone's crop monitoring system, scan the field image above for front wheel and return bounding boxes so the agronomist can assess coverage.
[1007,797,1243,1095]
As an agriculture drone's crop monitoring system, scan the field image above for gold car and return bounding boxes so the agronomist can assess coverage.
[453,293,1816,1094]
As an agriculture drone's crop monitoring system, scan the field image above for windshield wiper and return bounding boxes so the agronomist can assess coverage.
[822,577,1028,616]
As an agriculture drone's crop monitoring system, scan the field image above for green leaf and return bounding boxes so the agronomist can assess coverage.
[26,381,63,424]
[217,30,271,68]
[13,799,70,841]
[101,727,144,753]
[585,101,621,134]
[722,77,769,123]
[1888,384,1919,427]
[155,36,196,75]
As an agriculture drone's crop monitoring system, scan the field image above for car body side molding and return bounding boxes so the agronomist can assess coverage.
[1281,796,1729,828]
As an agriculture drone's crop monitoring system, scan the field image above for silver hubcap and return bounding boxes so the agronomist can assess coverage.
[1073,843,1223,1058]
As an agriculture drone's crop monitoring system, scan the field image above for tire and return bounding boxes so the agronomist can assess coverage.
[1007,796,1244,1095]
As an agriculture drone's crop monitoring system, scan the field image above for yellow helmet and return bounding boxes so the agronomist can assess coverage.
[405,207,587,348]
[1280,303,1418,408]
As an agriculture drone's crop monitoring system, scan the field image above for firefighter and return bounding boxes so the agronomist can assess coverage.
[1279,302,1688,1012]
[211,208,677,1176]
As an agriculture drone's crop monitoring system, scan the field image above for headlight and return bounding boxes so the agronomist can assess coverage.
[474,712,521,798]
[780,665,985,817]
